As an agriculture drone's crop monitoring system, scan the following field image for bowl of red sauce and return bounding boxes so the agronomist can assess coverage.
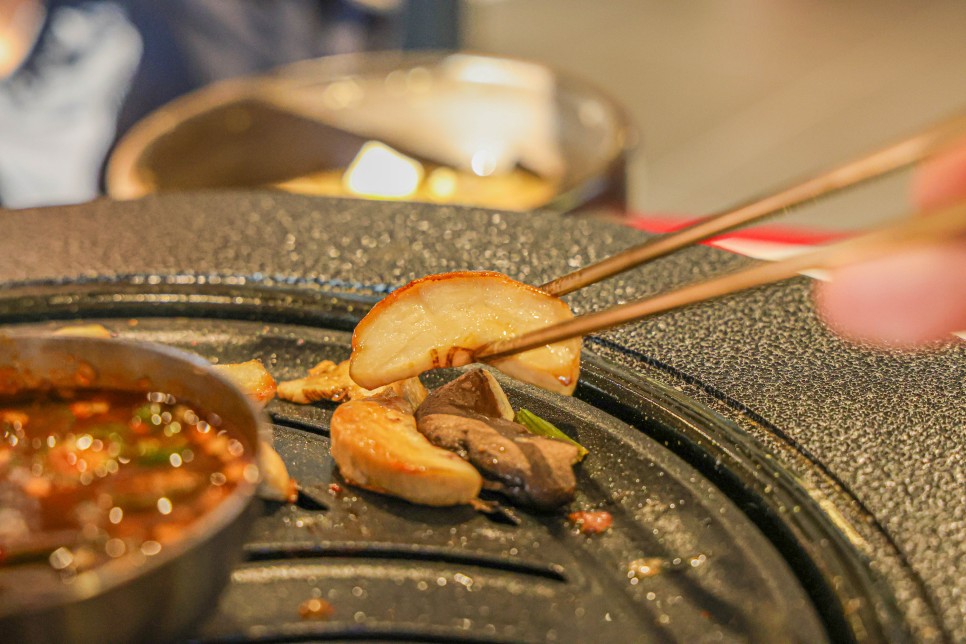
[0,335,264,643]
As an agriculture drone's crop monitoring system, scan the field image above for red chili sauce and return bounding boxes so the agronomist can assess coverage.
[0,389,253,577]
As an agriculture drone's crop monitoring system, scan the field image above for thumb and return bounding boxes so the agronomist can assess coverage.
[815,143,966,347]
[815,240,966,346]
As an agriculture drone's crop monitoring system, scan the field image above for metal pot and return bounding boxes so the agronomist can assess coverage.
[0,336,264,643]
[106,51,636,214]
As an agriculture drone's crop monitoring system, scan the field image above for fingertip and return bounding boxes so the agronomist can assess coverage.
[815,243,966,348]
[913,144,966,211]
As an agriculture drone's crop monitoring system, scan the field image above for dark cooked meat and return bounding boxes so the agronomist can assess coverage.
[415,370,579,509]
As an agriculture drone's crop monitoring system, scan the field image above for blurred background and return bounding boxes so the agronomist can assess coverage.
[465,0,966,232]
[2,0,966,235]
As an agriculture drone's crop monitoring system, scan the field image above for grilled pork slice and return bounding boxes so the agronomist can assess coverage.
[278,359,429,406]
[330,391,483,506]
[349,271,580,395]
[415,369,580,510]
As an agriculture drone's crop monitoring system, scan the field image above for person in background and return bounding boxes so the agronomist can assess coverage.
[2,1,962,349]
[0,0,433,209]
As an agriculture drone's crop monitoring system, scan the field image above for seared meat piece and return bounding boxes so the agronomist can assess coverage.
[278,359,373,404]
[415,369,579,510]
[279,359,428,406]
[330,390,483,507]
[214,359,277,409]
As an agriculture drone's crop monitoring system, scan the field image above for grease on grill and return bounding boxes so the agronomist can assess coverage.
[298,597,335,620]
[627,557,667,580]
[568,510,613,534]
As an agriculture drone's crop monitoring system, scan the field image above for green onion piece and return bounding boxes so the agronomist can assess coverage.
[136,442,184,466]
[85,422,129,439]
[514,408,588,461]
[134,405,157,424]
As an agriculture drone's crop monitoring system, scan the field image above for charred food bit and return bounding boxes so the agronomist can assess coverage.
[349,271,581,395]
[213,360,277,409]
[329,390,483,507]
[258,440,298,504]
[278,359,428,406]
[415,369,580,510]
[627,557,668,579]
[568,510,613,534]
[299,598,335,620]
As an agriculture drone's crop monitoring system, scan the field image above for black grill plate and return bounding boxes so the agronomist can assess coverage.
[9,316,825,643]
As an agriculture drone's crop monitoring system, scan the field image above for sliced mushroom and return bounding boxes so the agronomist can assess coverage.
[330,390,483,506]
[415,369,580,510]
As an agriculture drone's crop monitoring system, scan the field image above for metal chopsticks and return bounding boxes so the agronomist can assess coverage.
[473,111,966,363]
[540,111,966,297]
[476,199,966,362]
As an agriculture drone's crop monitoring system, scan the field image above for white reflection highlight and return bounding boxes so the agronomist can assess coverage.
[344,141,424,199]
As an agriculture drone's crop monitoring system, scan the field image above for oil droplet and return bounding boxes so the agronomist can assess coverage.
[49,547,74,570]
[227,439,245,457]
[627,557,665,579]
[141,541,162,556]
[105,538,126,558]
[298,598,334,620]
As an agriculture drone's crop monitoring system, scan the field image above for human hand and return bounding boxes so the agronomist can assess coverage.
[815,144,966,346]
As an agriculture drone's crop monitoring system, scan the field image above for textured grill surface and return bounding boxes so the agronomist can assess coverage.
[8,317,824,643]
[1,191,961,639]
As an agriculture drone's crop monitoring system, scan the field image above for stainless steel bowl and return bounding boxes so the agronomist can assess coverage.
[0,336,264,643]
[106,51,636,214]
